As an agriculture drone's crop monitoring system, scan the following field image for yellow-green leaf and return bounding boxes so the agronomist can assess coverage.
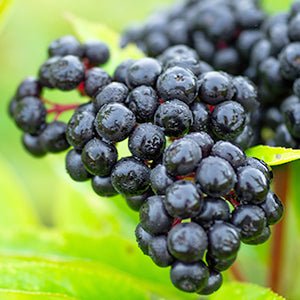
[261,0,294,14]
[210,282,285,300]
[245,146,300,166]
[0,0,14,33]
[65,13,145,75]
[0,290,79,300]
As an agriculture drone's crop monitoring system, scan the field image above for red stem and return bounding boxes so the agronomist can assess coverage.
[230,263,246,282]
[269,166,289,294]
[171,219,182,229]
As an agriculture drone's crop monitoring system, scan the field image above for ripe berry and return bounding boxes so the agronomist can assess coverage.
[39,121,70,153]
[95,103,136,142]
[16,76,42,100]
[206,252,237,272]
[154,99,193,137]
[22,133,46,157]
[198,270,223,295]
[126,57,162,88]
[156,66,198,104]
[38,57,60,88]
[207,222,241,259]
[244,157,273,183]
[129,123,166,161]
[167,222,207,262]
[139,195,173,235]
[150,164,175,195]
[8,97,18,118]
[182,132,214,158]
[285,102,300,138]
[81,138,118,176]
[211,101,246,140]
[126,86,159,122]
[170,261,209,293]
[210,141,246,169]
[113,59,135,84]
[198,72,235,105]
[13,96,47,134]
[165,181,203,219]
[246,226,271,245]
[165,56,203,76]
[84,68,111,98]
[190,102,210,133]
[66,111,95,150]
[91,175,117,197]
[48,35,82,57]
[145,32,170,57]
[260,191,284,225]
[195,156,236,197]
[125,189,153,211]
[236,166,269,204]
[231,204,267,242]
[66,149,91,182]
[163,138,202,176]
[82,40,110,66]
[279,42,300,80]
[135,223,153,255]
[193,197,230,229]
[111,157,150,196]
[148,235,174,267]
[49,55,85,91]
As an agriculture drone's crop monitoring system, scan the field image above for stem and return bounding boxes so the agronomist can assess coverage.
[230,263,246,282]
[269,165,289,294]
[47,103,81,120]
[171,219,182,229]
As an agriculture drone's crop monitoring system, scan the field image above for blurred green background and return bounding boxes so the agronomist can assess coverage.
[0,0,299,299]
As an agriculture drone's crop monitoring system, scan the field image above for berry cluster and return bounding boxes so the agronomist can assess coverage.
[136,138,283,294]
[9,34,283,295]
[122,0,264,75]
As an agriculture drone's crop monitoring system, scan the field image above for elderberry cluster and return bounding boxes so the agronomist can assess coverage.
[135,138,283,295]
[9,33,283,295]
[122,0,264,75]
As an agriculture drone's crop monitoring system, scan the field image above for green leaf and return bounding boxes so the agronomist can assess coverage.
[210,282,285,300]
[0,154,40,227]
[290,161,300,233]
[0,290,79,300]
[65,13,145,75]
[261,0,294,14]
[0,229,196,300]
[245,145,300,166]
[0,0,14,33]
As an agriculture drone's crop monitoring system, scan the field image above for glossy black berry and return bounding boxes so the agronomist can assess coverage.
[244,157,273,183]
[8,97,18,118]
[39,121,70,153]
[126,86,159,123]
[260,191,284,225]
[48,35,82,57]
[135,223,153,255]
[231,204,267,242]
[190,102,210,133]
[129,123,165,161]
[66,111,95,150]
[113,59,135,84]
[164,56,203,77]
[13,97,46,134]
[91,175,117,197]
[182,132,214,158]
[270,23,290,54]
[148,235,174,267]
[198,72,235,105]
[170,261,209,293]
[237,30,265,59]
[144,32,170,57]
[206,252,236,272]
[165,181,203,219]
[38,57,60,88]
[236,166,269,204]
[167,222,207,262]
[84,68,111,98]
[16,77,42,100]
[279,42,300,80]
[139,195,173,235]
[111,157,150,196]
[193,197,230,230]
[65,149,90,182]
[49,55,85,91]
[75,102,96,115]
[126,189,153,212]
[150,164,175,195]
[246,226,271,245]
[156,66,198,104]
[198,270,223,295]
[193,31,215,63]
[163,139,202,176]
[275,124,297,148]
[82,40,110,66]
[81,138,118,176]
[250,39,271,70]
[211,101,246,140]
[210,141,246,169]
[293,78,300,97]
[126,58,162,88]
[213,48,240,75]
[22,133,47,157]
[95,103,136,142]
[195,156,236,197]
[285,102,300,138]
[207,222,240,259]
